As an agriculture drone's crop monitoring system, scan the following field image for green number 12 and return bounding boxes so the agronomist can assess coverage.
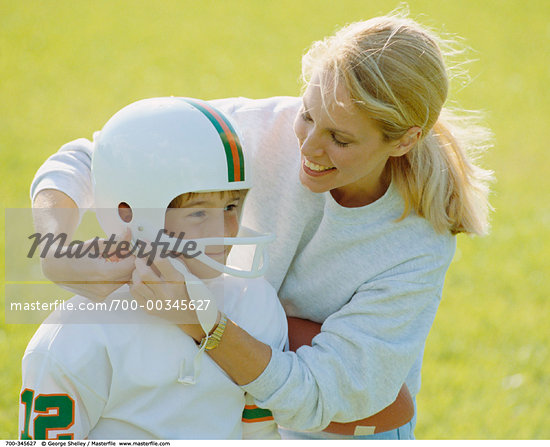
[20,389,75,440]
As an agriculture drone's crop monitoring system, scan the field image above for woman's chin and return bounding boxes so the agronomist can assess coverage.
[299,171,332,194]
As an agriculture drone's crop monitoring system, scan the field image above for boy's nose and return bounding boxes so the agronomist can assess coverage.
[224,214,239,238]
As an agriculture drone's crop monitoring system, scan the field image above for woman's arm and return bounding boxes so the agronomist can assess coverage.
[184,279,439,431]
[182,314,271,385]
[33,189,80,239]
[287,317,414,434]
[31,139,135,300]
[187,316,414,434]
[185,318,414,435]
[32,189,135,300]
[137,253,443,432]
[181,307,419,433]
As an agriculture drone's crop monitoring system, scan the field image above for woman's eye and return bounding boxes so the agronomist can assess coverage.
[331,132,349,147]
[301,110,313,123]
[224,203,239,212]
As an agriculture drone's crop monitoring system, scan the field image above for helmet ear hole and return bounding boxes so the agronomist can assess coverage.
[118,202,133,223]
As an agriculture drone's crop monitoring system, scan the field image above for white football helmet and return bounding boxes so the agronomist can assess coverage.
[92,97,273,278]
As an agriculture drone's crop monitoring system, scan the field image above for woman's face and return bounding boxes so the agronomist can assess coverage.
[293,78,403,207]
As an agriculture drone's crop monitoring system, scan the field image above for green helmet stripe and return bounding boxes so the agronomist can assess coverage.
[182,98,245,182]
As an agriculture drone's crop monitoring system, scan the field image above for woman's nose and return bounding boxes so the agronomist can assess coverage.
[300,132,324,157]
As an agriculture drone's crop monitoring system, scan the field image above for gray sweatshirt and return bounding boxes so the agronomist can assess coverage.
[31,96,456,433]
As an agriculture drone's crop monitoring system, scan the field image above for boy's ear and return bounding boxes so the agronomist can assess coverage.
[118,202,133,223]
[390,127,422,157]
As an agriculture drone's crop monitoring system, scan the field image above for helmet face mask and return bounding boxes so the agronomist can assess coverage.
[92,97,272,279]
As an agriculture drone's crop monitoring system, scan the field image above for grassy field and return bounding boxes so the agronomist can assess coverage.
[1,0,549,439]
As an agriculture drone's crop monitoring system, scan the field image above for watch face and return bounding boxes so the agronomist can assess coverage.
[206,332,222,350]
[201,314,227,350]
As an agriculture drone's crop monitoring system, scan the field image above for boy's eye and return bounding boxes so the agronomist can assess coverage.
[224,203,239,212]
[188,210,206,218]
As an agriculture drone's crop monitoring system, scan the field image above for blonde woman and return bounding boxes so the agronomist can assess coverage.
[31,11,493,439]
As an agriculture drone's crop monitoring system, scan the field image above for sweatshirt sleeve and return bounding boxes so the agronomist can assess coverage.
[241,255,448,432]
[30,137,95,219]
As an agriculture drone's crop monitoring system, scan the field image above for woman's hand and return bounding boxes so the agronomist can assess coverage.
[33,189,135,301]
[40,234,136,301]
[129,256,200,326]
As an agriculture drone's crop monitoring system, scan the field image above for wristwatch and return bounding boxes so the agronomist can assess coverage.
[198,313,227,351]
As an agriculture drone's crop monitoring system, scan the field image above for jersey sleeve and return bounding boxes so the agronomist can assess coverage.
[19,322,111,440]
[233,278,288,351]
[19,350,107,440]
[241,393,280,440]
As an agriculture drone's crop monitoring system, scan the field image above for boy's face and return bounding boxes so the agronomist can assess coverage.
[163,191,243,279]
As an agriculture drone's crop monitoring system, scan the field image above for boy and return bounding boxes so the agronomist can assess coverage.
[19,97,288,439]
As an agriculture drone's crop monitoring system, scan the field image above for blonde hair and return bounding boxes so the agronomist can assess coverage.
[301,11,494,235]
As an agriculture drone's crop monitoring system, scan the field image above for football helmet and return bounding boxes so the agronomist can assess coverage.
[92,97,273,278]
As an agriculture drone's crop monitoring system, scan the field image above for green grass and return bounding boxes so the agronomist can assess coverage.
[1,0,549,440]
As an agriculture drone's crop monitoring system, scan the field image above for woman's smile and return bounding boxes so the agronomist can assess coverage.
[302,158,336,176]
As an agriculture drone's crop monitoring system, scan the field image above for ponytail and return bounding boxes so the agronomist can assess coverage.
[390,109,494,235]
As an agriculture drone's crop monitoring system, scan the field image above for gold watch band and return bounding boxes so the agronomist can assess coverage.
[199,313,227,351]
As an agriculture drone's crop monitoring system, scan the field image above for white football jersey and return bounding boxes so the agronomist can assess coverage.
[19,275,287,440]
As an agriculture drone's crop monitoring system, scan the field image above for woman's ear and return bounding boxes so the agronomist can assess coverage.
[390,127,422,157]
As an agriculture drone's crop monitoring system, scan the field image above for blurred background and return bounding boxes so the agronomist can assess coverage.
[1,0,548,439]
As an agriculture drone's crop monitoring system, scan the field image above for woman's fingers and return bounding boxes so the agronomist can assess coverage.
[130,267,155,300]
[101,255,135,280]
[128,244,196,324]
[133,256,189,301]
[134,257,162,283]
[152,256,188,283]
[137,239,188,284]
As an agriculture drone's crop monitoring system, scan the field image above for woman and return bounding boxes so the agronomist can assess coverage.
[31,12,493,439]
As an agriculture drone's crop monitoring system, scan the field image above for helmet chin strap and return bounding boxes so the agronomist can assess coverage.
[128,226,274,385]
[168,257,219,333]
[167,257,219,386]
[128,233,219,385]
